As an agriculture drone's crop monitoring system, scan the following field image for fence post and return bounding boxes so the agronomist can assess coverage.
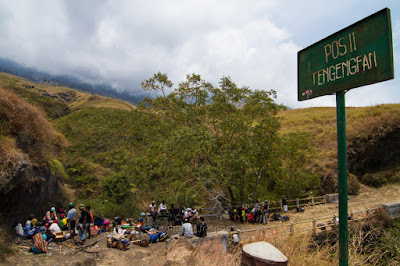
[290,222,294,235]
[296,198,300,209]
[333,215,337,228]
[312,196,315,206]
[350,212,354,222]
[366,208,370,219]
[312,218,317,235]
[280,200,283,212]
[324,195,327,204]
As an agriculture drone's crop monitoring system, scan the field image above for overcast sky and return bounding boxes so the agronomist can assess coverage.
[0,0,399,108]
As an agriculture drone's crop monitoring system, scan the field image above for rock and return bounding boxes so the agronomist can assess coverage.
[242,241,288,265]
[0,155,30,193]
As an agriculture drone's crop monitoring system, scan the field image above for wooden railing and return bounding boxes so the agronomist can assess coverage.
[235,206,381,238]
[200,195,329,218]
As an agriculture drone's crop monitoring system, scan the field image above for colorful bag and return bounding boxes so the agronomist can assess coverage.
[158,230,168,242]
[148,230,158,243]
[33,233,48,253]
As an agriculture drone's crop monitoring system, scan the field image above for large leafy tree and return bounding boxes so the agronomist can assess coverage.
[137,73,317,204]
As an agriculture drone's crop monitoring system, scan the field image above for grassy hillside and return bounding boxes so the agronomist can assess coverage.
[0,73,136,118]
[2,72,399,215]
[278,104,400,193]
[0,86,69,234]
[53,107,178,211]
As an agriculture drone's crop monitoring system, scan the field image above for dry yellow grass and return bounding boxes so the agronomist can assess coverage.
[0,72,136,111]
[0,87,64,165]
[277,104,400,193]
[70,94,136,111]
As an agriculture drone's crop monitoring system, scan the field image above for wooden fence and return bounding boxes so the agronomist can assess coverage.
[200,195,329,218]
[235,206,381,238]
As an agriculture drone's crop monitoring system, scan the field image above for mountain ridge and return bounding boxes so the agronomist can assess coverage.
[0,57,148,105]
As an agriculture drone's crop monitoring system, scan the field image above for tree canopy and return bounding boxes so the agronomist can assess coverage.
[137,72,318,205]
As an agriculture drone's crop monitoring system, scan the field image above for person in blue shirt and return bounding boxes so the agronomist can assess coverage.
[67,202,77,238]
[24,214,36,238]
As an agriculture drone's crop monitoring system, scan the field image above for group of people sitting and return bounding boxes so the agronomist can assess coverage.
[147,200,208,239]
[106,211,208,251]
[15,203,101,254]
[148,200,201,226]
[229,200,271,224]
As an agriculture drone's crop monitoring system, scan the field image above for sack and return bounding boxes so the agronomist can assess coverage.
[140,234,150,247]
[33,233,48,253]
[15,223,24,237]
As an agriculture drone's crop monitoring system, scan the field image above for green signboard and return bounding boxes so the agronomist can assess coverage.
[298,8,394,101]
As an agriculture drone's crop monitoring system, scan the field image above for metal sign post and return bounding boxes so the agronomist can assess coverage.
[297,8,393,266]
[336,90,348,264]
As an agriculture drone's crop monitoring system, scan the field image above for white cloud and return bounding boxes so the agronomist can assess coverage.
[0,0,398,108]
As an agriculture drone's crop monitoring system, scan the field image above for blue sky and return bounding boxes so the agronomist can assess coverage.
[0,0,399,108]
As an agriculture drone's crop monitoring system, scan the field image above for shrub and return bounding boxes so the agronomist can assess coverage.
[90,199,138,219]
[102,172,132,204]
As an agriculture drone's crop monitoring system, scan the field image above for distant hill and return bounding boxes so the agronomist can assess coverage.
[0,58,148,104]
[0,72,136,118]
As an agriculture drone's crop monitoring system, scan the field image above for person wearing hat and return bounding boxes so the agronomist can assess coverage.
[78,204,89,242]
[43,207,58,222]
[179,218,193,238]
[24,214,36,239]
[67,202,77,238]
[183,208,193,221]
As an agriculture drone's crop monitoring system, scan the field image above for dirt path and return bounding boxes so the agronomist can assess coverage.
[3,184,400,265]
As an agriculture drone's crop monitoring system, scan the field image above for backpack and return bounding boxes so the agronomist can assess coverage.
[273,214,281,221]
[158,230,169,242]
[94,215,104,226]
[147,230,159,243]
[197,223,207,237]
[15,223,24,237]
